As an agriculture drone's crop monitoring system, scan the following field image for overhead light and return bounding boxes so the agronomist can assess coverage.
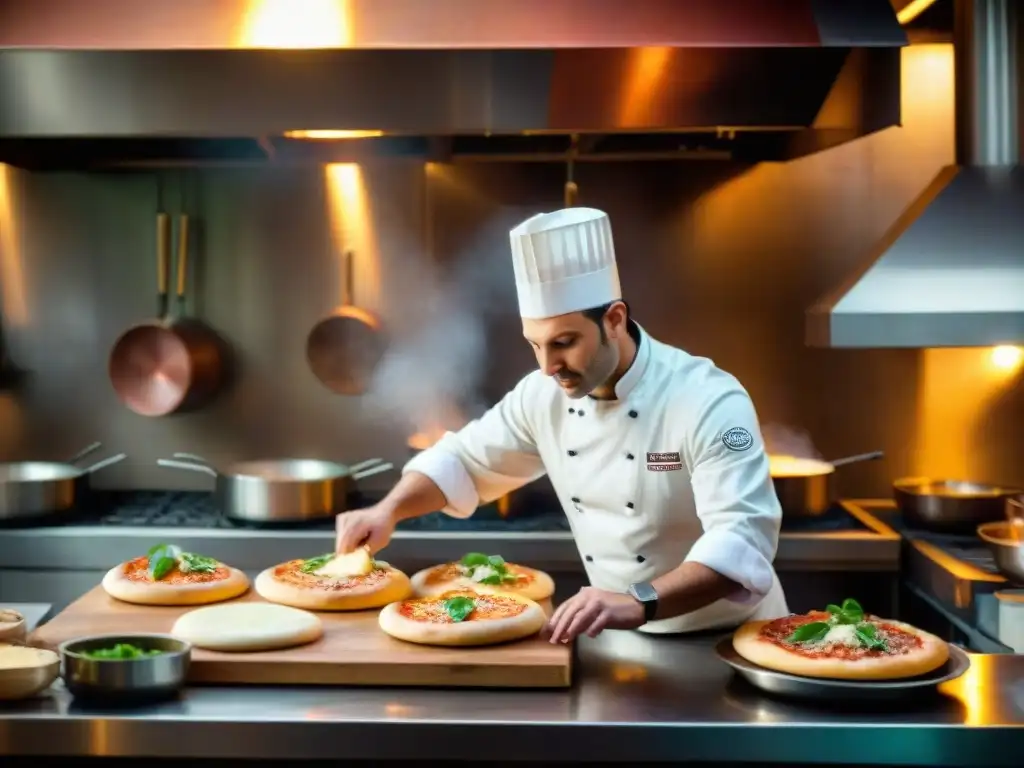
[283,130,385,140]
[897,0,940,24]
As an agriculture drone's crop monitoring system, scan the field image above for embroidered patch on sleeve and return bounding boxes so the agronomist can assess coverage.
[721,427,754,452]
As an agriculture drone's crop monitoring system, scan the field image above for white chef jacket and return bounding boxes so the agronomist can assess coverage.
[404,325,789,633]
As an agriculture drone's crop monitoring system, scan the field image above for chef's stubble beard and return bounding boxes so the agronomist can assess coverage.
[560,337,620,399]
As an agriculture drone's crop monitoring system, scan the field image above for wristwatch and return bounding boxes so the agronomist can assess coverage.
[627,581,659,623]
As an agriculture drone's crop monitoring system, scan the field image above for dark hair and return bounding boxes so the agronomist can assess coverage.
[581,300,630,343]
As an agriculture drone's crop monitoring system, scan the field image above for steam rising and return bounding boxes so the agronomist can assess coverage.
[364,211,529,439]
[761,423,821,459]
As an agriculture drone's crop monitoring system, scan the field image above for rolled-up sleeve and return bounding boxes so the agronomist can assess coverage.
[683,388,781,600]
[402,375,546,519]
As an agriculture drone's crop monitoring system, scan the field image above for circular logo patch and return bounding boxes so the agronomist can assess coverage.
[721,427,754,452]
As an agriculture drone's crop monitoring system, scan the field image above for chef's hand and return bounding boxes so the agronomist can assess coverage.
[543,587,646,644]
[335,504,396,554]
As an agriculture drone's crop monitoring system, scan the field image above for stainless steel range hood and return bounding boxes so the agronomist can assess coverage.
[0,0,906,166]
[807,0,1024,348]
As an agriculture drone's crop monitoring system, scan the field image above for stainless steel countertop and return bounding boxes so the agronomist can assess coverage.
[1,631,1021,764]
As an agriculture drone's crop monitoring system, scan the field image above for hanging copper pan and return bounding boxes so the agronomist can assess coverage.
[306,249,386,396]
[108,209,227,416]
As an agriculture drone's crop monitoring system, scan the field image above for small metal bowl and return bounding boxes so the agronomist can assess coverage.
[59,633,191,702]
[0,643,60,700]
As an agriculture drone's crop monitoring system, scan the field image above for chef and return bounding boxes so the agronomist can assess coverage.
[336,207,789,642]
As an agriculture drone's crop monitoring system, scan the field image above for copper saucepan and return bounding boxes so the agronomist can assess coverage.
[769,451,885,518]
[108,210,227,416]
[306,249,386,396]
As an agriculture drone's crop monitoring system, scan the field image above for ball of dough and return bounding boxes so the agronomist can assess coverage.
[171,602,323,652]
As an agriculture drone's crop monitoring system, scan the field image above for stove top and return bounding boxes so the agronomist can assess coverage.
[872,504,1005,579]
[0,491,572,533]
[0,492,885,536]
[779,503,876,533]
[857,500,1011,612]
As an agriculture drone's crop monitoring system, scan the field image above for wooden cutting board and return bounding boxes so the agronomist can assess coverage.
[30,586,573,689]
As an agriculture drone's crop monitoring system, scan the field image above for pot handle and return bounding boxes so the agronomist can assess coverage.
[172,452,211,464]
[351,461,394,480]
[66,442,102,465]
[81,453,128,475]
[829,451,884,469]
[157,458,218,477]
[349,458,385,474]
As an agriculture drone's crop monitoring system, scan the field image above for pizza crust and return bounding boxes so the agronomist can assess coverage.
[378,594,546,647]
[172,602,323,652]
[410,562,555,602]
[101,562,250,606]
[254,563,412,611]
[732,618,951,680]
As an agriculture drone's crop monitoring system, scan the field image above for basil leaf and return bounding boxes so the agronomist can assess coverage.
[443,596,476,623]
[150,556,177,581]
[461,553,490,567]
[856,622,877,638]
[855,623,888,651]
[785,621,830,644]
[826,603,843,616]
[147,544,182,580]
[147,544,181,562]
[180,552,218,573]
[476,574,502,585]
[486,554,506,568]
[840,598,864,623]
[300,554,335,574]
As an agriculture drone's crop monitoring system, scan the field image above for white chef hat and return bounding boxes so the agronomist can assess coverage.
[508,207,621,320]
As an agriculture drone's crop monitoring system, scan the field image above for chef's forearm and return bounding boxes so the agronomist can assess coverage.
[649,562,740,621]
[379,471,448,523]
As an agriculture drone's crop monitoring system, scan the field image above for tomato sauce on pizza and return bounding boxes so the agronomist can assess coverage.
[424,562,533,587]
[123,556,229,585]
[272,560,390,591]
[759,611,923,660]
[398,590,528,624]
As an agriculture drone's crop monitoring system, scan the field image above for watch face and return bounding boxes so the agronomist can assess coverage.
[630,582,658,603]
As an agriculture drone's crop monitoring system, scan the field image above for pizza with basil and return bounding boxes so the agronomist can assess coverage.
[378,589,546,647]
[254,546,412,611]
[102,543,250,606]
[410,552,555,602]
[732,598,950,680]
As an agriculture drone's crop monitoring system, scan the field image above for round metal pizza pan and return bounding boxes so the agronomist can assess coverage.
[714,637,971,702]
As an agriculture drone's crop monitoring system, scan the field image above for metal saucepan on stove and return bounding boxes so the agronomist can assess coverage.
[977,499,1024,583]
[893,478,1022,534]
[0,442,127,522]
[769,451,885,517]
[156,453,395,522]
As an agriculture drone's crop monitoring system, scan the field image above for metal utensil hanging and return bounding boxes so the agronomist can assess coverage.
[564,134,579,208]
[108,172,228,416]
[306,191,386,396]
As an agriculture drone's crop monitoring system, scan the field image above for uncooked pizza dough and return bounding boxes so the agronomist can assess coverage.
[254,548,412,611]
[411,553,555,602]
[379,589,547,647]
[102,545,250,606]
[171,602,323,652]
